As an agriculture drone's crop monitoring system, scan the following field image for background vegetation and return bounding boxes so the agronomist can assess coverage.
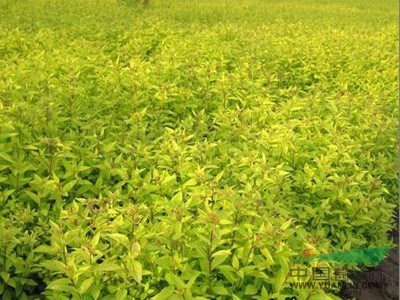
[0,0,398,299]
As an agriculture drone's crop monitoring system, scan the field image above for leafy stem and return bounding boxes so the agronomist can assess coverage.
[207,226,214,292]
[230,209,239,248]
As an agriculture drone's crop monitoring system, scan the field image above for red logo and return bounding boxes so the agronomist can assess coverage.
[302,248,317,258]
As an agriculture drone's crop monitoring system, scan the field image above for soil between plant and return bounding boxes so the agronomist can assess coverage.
[338,217,399,300]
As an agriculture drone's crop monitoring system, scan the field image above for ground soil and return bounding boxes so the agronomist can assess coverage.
[338,217,399,300]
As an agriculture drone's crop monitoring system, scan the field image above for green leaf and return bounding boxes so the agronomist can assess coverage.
[132,261,143,284]
[212,282,229,295]
[96,263,123,272]
[217,265,236,284]
[280,219,292,230]
[79,277,94,294]
[41,260,66,272]
[25,191,41,205]
[165,273,185,289]
[162,175,176,185]
[106,233,129,247]
[183,178,197,187]
[172,222,182,240]
[214,170,224,183]
[91,232,101,249]
[47,278,76,293]
[35,245,56,255]
[152,286,175,300]
[62,180,77,194]
[116,288,128,299]
[211,250,231,269]
[260,247,275,265]
[0,272,9,283]
[103,141,117,153]
[244,284,258,295]
[171,192,183,205]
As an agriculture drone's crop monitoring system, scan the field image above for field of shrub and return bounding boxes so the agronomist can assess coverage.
[0,0,398,299]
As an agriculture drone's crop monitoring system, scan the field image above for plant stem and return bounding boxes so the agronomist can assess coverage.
[3,246,6,272]
[207,227,214,292]
[230,210,239,248]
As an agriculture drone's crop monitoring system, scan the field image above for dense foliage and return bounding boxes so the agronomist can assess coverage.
[0,0,398,299]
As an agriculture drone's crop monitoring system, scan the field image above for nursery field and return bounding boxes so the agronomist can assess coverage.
[0,0,398,299]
